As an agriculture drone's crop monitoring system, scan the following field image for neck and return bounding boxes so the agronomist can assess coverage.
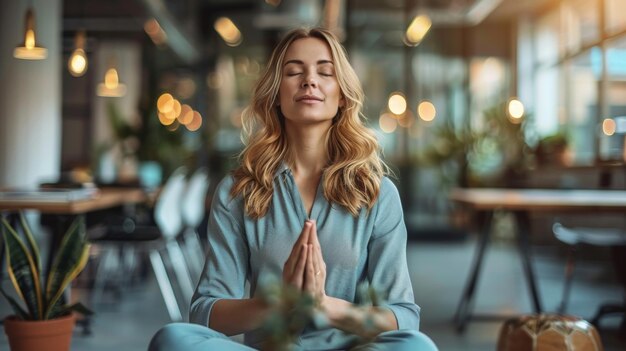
[284,121,330,177]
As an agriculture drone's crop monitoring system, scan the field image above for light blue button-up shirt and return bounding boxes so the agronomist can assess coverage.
[190,164,420,349]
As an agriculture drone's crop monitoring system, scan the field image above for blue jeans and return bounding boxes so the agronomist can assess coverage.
[148,323,438,351]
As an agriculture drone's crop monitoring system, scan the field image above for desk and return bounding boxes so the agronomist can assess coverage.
[0,188,146,214]
[0,188,146,268]
[450,188,626,332]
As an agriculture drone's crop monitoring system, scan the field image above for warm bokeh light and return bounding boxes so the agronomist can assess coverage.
[265,0,281,6]
[14,8,47,60]
[68,49,87,77]
[104,68,119,89]
[388,93,407,115]
[603,118,616,136]
[158,112,176,126]
[177,104,194,125]
[68,31,87,77]
[508,99,525,122]
[214,17,242,47]
[162,99,182,120]
[417,101,436,122]
[379,113,398,133]
[157,93,174,113]
[405,15,432,46]
[97,68,126,97]
[207,71,224,89]
[144,18,167,46]
[186,111,203,131]
[176,77,197,99]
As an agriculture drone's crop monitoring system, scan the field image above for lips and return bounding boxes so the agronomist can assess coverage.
[295,95,323,102]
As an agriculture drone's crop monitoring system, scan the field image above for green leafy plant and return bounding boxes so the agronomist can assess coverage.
[0,213,93,320]
[258,281,316,351]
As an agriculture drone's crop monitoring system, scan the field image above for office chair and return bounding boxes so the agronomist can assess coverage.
[552,222,626,332]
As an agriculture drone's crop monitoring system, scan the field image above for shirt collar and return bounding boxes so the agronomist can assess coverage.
[274,161,290,179]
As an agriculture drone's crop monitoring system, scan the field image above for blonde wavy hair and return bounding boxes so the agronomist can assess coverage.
[231,27,387,219]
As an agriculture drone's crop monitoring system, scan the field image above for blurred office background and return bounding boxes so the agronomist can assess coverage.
[1,0,626,350]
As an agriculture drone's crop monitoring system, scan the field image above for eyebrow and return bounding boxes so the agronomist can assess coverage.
[284,59,334,66]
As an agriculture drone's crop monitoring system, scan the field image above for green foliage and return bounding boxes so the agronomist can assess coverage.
[534,132,568,165]
[0,213,93,321]
[255,278,388,350]
[258,281,316,351]
[418,101,532,187]
[104,101,192,176]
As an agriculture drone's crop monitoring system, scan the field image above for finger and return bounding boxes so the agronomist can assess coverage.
[285,221,313,273]
[298,220,313,246]
[308,220,319,247]
[292,243,308,286]
[304,244,315,291]
[309,221,324,272]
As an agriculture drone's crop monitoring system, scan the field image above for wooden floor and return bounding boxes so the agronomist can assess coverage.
[1,234,625,350]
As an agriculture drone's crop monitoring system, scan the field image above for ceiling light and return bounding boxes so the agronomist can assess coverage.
[97,65,127,97]
[507,98,524,123]
[214,17,242,47]
[405,14,432,47]
[68,30,88,77]
[14,7,47,60]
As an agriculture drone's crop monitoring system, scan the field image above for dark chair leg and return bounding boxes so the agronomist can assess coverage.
[558,246,578,314]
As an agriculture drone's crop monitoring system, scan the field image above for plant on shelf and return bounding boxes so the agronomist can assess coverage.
[1,213,93,351]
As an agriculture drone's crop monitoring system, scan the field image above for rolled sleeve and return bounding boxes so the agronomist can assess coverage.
[189,176,249,327]
[367,178,420,330]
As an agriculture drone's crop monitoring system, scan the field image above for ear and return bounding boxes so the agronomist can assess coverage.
[339,95,345,108]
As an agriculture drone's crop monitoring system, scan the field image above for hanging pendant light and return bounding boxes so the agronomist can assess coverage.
[68,30,88,77]
[96,59,126,97]
[14,7,47,60]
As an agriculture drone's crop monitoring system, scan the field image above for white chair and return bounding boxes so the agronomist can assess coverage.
[180,167,210,281]
[151,166,196,319]
[91,166,194,322]
[552,222,626,323]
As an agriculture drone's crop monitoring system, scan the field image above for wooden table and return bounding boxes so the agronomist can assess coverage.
[0,188,146,214]
[450,188,626,332]
[0,187,146,266]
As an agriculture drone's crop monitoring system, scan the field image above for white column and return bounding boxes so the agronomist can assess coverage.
[0,0,62,188]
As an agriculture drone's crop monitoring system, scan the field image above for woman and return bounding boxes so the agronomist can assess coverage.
[149,27,437,351]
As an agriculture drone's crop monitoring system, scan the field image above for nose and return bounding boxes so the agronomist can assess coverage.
[301,75,317,89]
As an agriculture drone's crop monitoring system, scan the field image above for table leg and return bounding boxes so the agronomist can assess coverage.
[513,211,543,313]
[454,210,494,333]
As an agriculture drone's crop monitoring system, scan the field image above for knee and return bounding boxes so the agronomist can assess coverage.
[149,323,226,351]
[380,329,438,351]
[402,330,438,351]
[149,323,189,351]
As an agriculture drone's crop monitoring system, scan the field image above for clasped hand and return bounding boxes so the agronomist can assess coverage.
[282,220,326,302]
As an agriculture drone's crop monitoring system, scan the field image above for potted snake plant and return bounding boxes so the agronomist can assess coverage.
[1,213,92,351]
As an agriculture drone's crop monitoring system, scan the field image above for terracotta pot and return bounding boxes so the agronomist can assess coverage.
[3,314,76,351]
